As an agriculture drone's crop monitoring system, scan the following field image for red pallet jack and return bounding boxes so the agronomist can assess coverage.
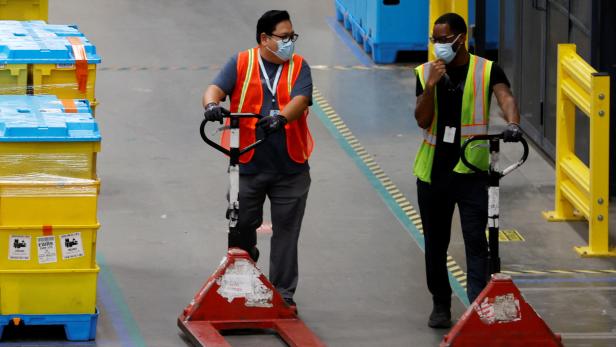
[178,113,325,347]
[440,134,563,346]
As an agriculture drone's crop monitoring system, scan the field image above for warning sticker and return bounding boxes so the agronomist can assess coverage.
[216,259,273,308]
[60,233,85,260]
[9,235,31,261]
[37,236,57,264]
[474,293,521,325]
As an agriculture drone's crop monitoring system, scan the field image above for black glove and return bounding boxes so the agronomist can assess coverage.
[503,123,522,142]
[257,114,288,135]
[203,103,229,124]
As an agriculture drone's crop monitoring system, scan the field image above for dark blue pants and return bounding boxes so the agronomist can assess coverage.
[417,173,489,306]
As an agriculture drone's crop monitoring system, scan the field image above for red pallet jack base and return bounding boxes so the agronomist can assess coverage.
[178,248,325,347]
[441,274,563,347]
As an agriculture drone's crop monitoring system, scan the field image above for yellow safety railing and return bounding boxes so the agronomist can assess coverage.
[428,0,469,61]
[543,44,614,257]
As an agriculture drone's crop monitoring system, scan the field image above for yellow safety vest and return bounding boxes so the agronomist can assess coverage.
[413,54,493,183]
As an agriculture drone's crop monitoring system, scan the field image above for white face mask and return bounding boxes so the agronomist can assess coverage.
[267,37,295,62]
[434,34,461,64]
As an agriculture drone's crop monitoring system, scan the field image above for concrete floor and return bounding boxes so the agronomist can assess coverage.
[2,0,613,346]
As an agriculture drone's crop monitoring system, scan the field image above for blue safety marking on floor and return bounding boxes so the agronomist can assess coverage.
[97,254,147,347]
[325,16,374,67]
[311,94,470,307]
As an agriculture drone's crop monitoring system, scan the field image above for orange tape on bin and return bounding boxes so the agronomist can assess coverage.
[67,37,88,93]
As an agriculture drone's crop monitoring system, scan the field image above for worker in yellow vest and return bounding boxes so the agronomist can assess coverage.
[414,13,522,328]
[202,10,313,313]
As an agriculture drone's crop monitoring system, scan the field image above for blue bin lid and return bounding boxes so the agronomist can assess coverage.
[0,21,101,64]
[0,96,99,142]
[0,95,91,114]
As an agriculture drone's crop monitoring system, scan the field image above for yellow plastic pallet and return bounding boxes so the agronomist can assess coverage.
[0,266,98,315]
[0,64,27,95]
[0,0,48,21]
[33,64,97,104]
[0,142,100,179]
[0,224,99,270]
[0,179,99,226]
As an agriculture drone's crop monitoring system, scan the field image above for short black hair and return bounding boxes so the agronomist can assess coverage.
[434,12,467,35]
[256,10,291,44]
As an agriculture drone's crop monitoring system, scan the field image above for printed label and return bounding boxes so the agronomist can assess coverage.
[9,235,31,260]
[0,64,5,69]
[443,126,456,144]
[60,232,85,260]
[39,108,62,113]
[37,236,57,264]
[56,64,75,69]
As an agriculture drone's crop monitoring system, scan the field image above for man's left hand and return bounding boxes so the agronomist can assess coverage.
[503,123,523,142]
[257,114,288,135]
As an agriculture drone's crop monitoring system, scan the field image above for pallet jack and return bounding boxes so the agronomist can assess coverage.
[178,113,325,347]
[440,133,563,346]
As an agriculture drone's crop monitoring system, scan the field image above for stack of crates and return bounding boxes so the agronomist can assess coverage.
[0,20,101,113]
[0,2,102,340]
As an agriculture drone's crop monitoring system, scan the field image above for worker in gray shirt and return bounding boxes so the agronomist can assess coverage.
[202,10,313,313]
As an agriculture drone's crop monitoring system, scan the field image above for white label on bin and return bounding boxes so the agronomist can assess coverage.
[60,232,85,260]
[57,64,75,69]
[0,64,5,69]
[37,236,57,264]
[9,235,31,260]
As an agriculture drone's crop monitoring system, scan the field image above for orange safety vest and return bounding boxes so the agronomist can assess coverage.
[221,47,314,164]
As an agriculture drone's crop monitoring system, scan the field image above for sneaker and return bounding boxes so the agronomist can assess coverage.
[283,298,298,314]
[249,247,259,262]
[428,304,452,328]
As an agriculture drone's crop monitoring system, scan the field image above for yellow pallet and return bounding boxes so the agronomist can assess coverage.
[0,142,100,179]
[0,266,98,315]
[0,224,98,270]
[0,0,48,21]
[0,179,99,226]
[0,64,27,95]
[33,64,97,104]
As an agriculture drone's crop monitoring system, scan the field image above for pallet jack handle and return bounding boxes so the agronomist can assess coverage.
[460,133,529,275]
[199,113,264,159]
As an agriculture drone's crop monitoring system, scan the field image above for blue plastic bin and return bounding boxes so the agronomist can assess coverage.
[0,95,91,114]
[335,0,429,63]
[334,0,500,64]
[0,95,99,142]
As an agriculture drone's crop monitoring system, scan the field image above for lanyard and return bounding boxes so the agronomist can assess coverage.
[258,49,283,97]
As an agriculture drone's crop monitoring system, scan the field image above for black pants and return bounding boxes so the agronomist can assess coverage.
[417,173,489,305]
[236,171,311,300]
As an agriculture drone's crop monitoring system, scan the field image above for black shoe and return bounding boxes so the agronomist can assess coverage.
[428,304,452,328]
[284,298,298,314]
[249,247,259,262]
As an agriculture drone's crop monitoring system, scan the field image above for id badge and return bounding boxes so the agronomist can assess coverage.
[270,109,280,117]
[444,126,456,144]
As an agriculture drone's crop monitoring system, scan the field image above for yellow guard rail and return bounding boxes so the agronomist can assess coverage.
[543,44,614,257]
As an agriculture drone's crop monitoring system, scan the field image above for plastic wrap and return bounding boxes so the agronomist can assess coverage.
[0,173,98,197]
[0,95,100,179]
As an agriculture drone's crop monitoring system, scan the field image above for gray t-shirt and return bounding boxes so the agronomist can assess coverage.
[212,53,313,174]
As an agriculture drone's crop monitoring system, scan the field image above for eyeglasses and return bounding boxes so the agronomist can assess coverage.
[270,33,299,43]
[429,34,458,44]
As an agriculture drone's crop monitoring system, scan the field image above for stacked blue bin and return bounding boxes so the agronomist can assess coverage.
[334,0,500,64]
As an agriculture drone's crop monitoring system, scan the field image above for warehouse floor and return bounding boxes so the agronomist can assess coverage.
[2,1,613,346]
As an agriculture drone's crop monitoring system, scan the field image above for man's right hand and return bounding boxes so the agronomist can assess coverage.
[204,103,229,123]
[427,60,447,88]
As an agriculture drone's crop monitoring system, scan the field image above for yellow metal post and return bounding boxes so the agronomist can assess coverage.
[543,44,615,257]
[428,0,469,61]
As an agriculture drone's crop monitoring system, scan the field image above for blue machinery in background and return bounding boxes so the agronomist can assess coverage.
[334,0,499,64]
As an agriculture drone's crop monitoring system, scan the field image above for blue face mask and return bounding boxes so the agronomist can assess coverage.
[434,34,461,64]
[268,37,295,62]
